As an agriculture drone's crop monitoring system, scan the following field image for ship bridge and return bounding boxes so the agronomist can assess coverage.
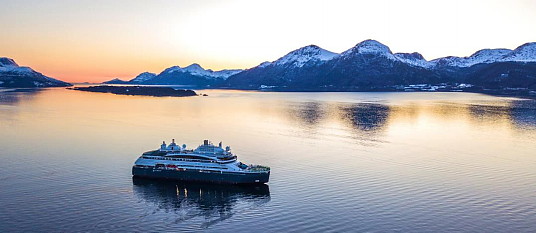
[194,140,233,158]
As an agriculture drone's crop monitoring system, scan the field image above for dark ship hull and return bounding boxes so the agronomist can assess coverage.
[132,166,270,184]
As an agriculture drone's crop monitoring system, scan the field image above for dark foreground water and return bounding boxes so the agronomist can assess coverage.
[1,88,535,232]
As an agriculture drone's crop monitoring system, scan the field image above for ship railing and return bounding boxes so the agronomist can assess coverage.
[245,165,270,172]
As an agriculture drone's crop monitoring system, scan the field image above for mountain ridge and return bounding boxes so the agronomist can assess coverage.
[225,39,536,91]
[103,64,243,86]
[69,39,536,92]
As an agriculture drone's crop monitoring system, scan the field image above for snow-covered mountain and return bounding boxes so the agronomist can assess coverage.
[173,64,208,76]
[102,64,244,86]
[338,40,435,69]
[158,63,241,80]
[226,40,442,88]
[341,40,395,58]
[137,63,243,86]
[431,48,512,67]
[0,57,18,67]
[129,72,156,83]
[0,57,71,87]
[337,40,536,69]
[271,45,338,68]
[225,39,536,90]
[431,43,536,67]
[97,39,536,89]
[225,45,340,86]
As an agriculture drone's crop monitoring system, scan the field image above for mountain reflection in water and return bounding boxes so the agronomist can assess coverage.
[339,103,390,132]
[132,177,270,229]
[284,98,536,136]
[0,88,42,105]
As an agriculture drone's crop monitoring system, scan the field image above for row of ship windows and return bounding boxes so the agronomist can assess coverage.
[143,156,217,163]
[143,156,236,164]
[136,164,227,170]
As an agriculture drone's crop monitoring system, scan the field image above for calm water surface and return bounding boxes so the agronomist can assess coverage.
[0,88,535,232]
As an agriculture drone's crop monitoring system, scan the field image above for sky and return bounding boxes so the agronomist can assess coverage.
[1,0,535,83]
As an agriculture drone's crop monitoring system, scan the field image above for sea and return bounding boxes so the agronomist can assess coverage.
[1,87,535,232]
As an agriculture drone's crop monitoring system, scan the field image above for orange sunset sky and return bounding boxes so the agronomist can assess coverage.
[1,0,535,83]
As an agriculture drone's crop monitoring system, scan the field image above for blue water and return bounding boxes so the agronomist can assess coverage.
[1,88,535,232]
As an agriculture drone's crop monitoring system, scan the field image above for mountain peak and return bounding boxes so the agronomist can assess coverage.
[515,42,536,50]
[470,48,512,58]
[341,39,393,58]
[182,63,210,76]
[353,39,392,54]
[273,45,338,67]
[503,42,536,62]
[295,44,322,51]
[129,72,156,83]
[0,57,19,67]
[185,63,203,69]
[287,44,336,56]
[162,66,181,73]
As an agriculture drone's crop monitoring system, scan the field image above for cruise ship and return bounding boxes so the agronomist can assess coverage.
[132,139,270,184]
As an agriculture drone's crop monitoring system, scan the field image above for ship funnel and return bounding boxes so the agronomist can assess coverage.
[219,141,222,148]
[172,139,175,143]
[204,139,209,145]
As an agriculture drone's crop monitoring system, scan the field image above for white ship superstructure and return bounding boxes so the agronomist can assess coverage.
[132,139,270,184]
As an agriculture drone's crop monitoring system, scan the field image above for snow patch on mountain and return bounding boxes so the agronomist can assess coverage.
[181,63,211,76]
[468,49,512,64]
[394,52,433,69]
[162,66,182,73]
[273,45,338,67]
[0,58,40,74]
[502,42,536,62]
[211,69,242,79]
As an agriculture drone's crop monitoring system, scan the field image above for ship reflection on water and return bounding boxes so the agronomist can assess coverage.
[132,177,270,228]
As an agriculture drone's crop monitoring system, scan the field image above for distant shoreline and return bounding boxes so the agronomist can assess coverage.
[69,85,198,97]
[64,84,535,100]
